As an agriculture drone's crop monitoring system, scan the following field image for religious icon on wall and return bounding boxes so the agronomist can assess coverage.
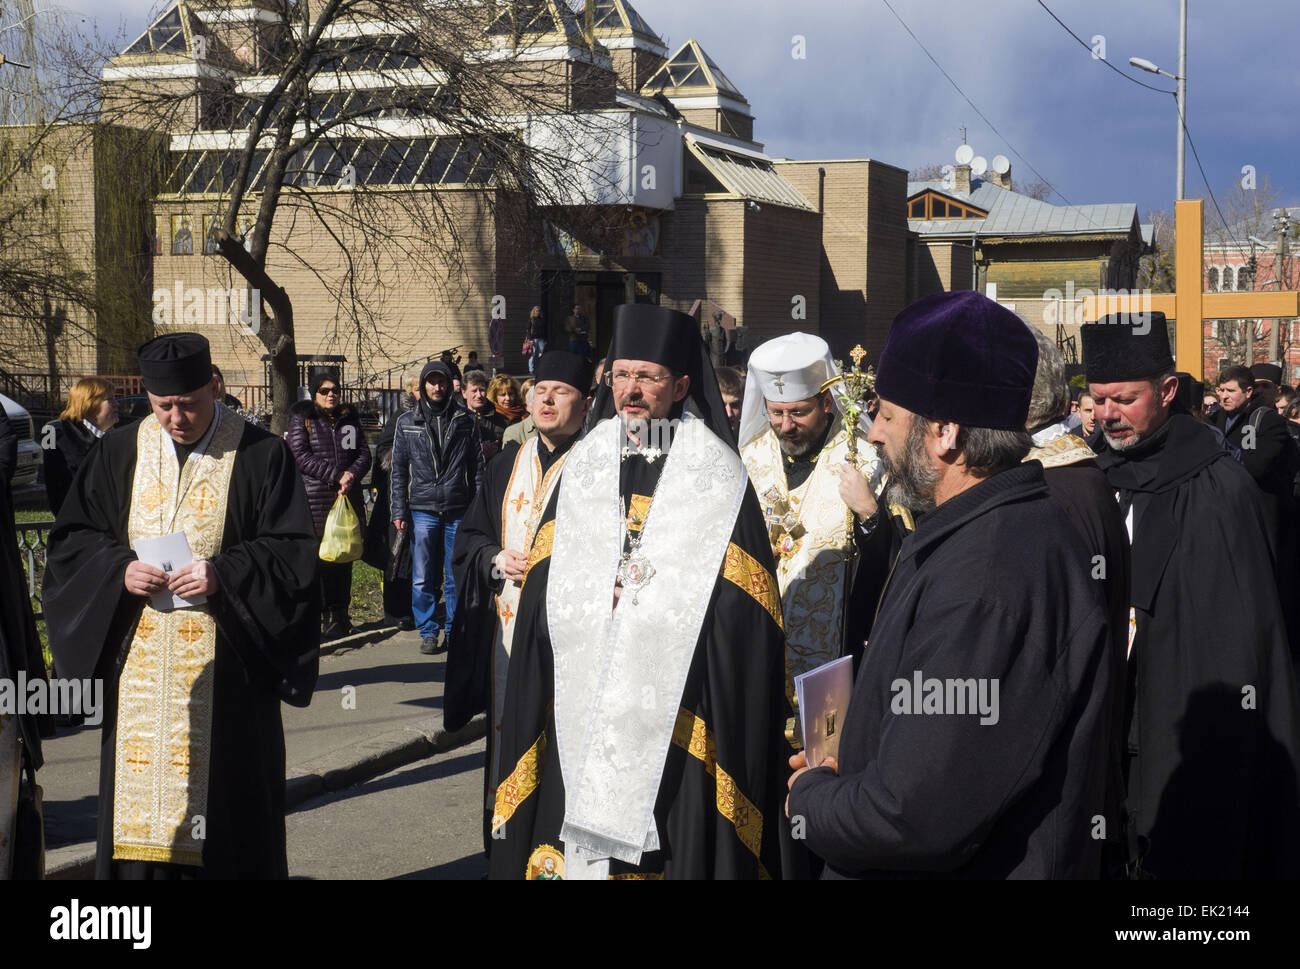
[171,215,195,256]
[236,214,256,252]
[203,215,222,255]
[527,844,564,880]
[152,215,166,256]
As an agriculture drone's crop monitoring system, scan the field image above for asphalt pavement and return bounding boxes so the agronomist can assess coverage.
[39,629,487,878]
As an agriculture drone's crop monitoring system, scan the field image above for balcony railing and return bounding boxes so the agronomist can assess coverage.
[15,519,54,620]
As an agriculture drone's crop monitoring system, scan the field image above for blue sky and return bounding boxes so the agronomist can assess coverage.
[74,0,1300,218]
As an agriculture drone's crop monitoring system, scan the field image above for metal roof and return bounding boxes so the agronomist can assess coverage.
[685,134,813,211]
[907,178,1137,239]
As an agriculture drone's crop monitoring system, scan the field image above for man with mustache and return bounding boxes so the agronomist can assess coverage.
[1083,315,1300,878]
[444,351,591,852]
[489,304,788,879]
[786,291,1114,878]
[738,333,912,711]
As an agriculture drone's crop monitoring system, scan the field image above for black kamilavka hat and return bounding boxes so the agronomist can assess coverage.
[1082,313,1174,383]
[138,332,213,397]
[534,350,594,394]
[586,304,735,450]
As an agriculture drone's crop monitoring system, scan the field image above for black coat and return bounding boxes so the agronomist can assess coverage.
[1209,398,1295,533]
[0,407,45,772]
[788,462,1113,878]
[390,395,485,520]
[362,413,413,583]
[286,400,372,535]
[44,418,100,516]
[1096,415,1300,878]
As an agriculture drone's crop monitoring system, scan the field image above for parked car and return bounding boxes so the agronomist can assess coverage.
[115,395,153,426]
[1,392,42,489]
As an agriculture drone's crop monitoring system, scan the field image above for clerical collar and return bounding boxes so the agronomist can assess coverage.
[538,433,576,475]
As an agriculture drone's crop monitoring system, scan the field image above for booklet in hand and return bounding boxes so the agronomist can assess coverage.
[794,655,855,769]
[133,531,206,611]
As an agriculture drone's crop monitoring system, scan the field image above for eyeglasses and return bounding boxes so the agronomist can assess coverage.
[605,371,673,388]
[317,387,340,397]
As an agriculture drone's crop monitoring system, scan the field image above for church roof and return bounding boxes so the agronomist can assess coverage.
[486,0,610,56]
[116,1,241,68]
[640,39,747,103]
[588,0,665,47]
[907,178,1138,240]
[121,2,205,57]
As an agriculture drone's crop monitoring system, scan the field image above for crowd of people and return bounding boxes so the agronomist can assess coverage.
[4,290,1300,880]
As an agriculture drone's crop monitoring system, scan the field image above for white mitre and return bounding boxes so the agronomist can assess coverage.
[739,332,840,449]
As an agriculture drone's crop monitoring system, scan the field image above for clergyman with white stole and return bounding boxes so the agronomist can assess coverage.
[488,304,789,880]
[445,350,593,850]
[44,332,321,879]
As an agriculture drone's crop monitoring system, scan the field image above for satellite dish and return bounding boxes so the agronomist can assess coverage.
[971,156,988,176]
[955,144,974,165]
[992,155,1011,175]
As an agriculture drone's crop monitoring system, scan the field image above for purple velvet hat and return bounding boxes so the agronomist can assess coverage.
[875,291,1038,431]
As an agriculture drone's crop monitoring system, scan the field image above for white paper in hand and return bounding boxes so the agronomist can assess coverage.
[794,655,855,769]
[133,531,206,611]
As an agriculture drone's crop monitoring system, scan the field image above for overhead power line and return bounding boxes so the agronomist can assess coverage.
[877,0,1071,205]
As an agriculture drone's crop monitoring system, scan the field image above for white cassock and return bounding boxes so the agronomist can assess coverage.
[739,334,881,694]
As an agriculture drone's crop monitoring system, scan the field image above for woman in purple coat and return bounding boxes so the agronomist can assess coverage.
[288,372,372,639]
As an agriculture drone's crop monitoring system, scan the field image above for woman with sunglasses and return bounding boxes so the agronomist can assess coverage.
[288,372,372,640]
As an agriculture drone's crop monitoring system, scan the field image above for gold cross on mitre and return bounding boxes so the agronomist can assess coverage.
[1083,199,1300,379]
[821,345,876,462]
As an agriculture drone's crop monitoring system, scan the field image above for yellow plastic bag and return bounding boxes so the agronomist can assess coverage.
[320,495,363,563]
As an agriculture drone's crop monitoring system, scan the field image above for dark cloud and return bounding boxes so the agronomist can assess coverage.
[87,0,1300,216]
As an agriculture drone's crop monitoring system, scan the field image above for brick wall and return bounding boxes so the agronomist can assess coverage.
[775,158,908,360]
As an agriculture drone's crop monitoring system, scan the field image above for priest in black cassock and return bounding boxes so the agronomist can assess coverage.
[1082,316,1300,878]
[787,292,1114,879]
[488,305,789,880]
[43,333,321,879]
[1,406,47,879]
[446,350,592,850]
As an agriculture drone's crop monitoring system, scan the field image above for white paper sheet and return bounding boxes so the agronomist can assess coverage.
[133,531,206,611]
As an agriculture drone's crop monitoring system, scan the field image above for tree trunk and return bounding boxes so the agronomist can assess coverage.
[213,228,296,435]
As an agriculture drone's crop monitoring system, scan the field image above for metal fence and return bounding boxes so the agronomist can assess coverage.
[15,519,54,620]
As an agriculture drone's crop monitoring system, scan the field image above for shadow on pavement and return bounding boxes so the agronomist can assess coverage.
[316,660,446,691]
[43,794,100,848]
[395,853,488,880]
[287,749,485,814]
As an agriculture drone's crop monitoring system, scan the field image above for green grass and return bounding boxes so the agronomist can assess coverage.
[11,490,53,671]
[350,559,384,624]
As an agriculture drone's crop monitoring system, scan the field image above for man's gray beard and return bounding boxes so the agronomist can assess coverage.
[778,434,817,460]
[880,415,938,513]
[1102,427,1144,452]
[776,412,830,459]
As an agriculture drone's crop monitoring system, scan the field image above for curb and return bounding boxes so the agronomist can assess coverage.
[45,714,487,880]
[319,624,399,657]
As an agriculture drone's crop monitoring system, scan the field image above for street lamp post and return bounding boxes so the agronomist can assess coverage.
[1130,0,1189,201]
[1271,211,1292,364]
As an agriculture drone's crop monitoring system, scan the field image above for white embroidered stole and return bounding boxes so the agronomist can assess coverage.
[548,409,747,869]
[742,421,861,679]
[488,438,567,799]
[0,709,17,878]
[114,409,240,866]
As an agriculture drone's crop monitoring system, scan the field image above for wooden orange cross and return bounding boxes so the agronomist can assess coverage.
[1083,199,1299,380]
